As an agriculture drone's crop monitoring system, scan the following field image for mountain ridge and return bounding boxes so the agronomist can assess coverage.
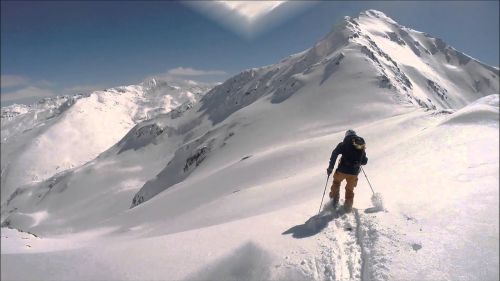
[0,78,214,201]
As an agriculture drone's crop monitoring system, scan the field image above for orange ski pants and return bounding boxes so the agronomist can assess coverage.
[329,171,358,207]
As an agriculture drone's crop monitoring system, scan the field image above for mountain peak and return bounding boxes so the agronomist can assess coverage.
[358,9,397,24]
[142,77,172,90]
[361,9,387,17]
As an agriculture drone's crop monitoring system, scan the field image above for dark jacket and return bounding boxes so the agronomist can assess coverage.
[328,135,368,176]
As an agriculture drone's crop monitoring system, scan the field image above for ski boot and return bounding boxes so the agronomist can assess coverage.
[343,200,353,213]
[332,197,339,209]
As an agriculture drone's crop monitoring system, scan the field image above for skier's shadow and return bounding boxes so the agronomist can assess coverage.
[364,206,382,213]
[282,210,343,239]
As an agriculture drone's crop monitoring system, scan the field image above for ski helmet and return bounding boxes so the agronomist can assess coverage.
[345,129,356,137]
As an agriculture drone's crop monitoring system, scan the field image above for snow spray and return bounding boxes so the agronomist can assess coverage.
[371,192,384,211]
[362,167,384,211]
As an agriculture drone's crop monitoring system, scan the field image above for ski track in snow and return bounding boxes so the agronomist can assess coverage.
[295,207,364,281]
[294,204,395,281]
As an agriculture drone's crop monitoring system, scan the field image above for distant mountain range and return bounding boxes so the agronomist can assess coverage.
[1,78,214,200]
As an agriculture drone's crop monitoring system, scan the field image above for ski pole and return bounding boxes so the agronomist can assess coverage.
[361,167,375,195]
[318,174,330,214]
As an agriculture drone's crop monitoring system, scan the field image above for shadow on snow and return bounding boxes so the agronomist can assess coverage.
[282,206,348,239]
[282,200,384,239]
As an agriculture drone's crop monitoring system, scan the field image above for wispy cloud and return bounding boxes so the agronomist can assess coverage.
[63,84,106,95]
[1,69,223,106]
[142,67,228,86]
[1,74,60,105]
[1,86,56,103]
[166,67,227,77]
[0,74,108,106]
[1,75,30,88]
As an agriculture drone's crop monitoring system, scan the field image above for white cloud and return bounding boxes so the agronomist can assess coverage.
[1,75,59,105]
[63,84,106,95]
[0,73,114,106]
[143,68,227,86]
[1,86,56,103]
[1,75,30,88]
[166,67,227,77]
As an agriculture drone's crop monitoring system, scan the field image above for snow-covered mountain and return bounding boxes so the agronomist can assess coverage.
[130,9,498,207]
[1,78,213,202]
[1,10,498,281]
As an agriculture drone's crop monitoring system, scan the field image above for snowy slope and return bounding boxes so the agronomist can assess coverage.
[2,100,497,280]
[1,10,498,281]
[0,78,213,202]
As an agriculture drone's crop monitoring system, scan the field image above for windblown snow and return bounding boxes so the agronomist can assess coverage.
[1,10,498,281]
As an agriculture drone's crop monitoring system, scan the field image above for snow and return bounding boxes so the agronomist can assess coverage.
[1,79,213,202]
[1,10,499,281]
[356,104,499,280]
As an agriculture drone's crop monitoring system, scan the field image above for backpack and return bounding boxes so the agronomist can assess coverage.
[352,136,366,150]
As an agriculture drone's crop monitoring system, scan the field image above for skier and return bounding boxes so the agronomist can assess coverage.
[326,129,368,212]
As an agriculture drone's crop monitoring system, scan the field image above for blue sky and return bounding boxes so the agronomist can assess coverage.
[1,1,499,105]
